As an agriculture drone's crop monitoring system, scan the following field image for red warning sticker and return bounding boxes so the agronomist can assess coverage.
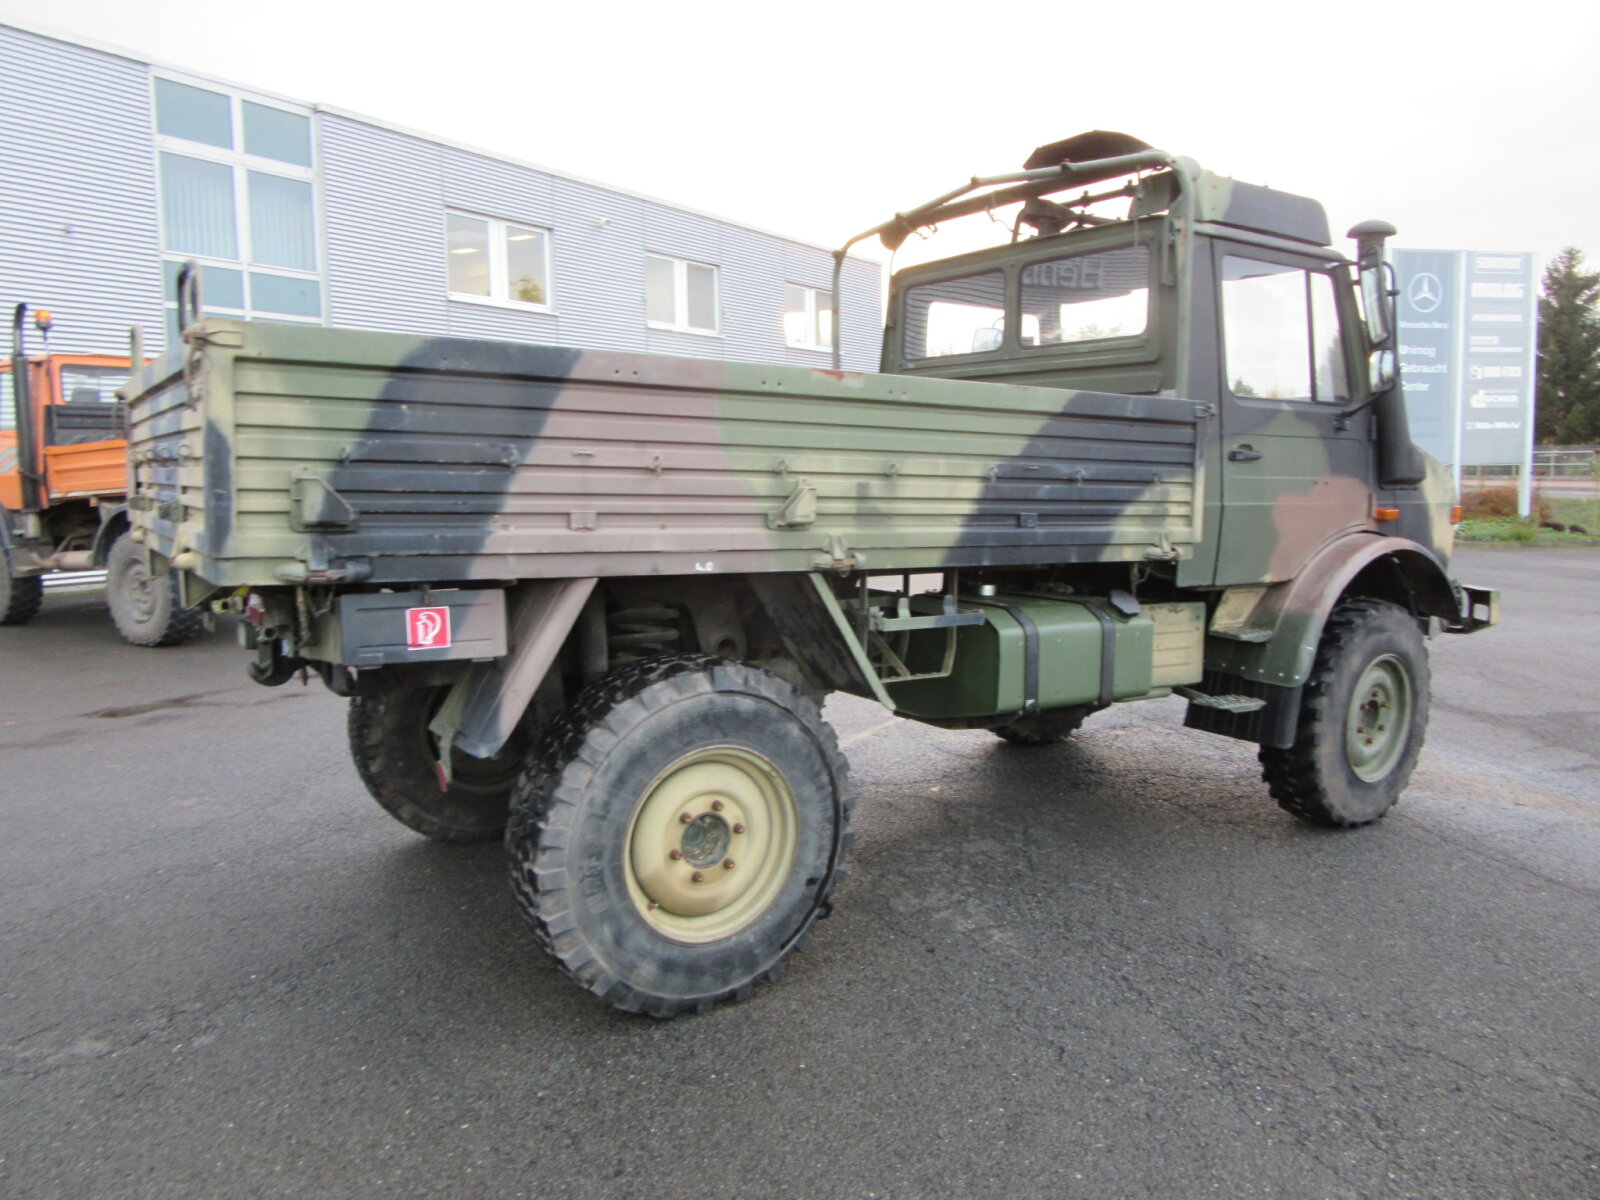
[406,606,451,650]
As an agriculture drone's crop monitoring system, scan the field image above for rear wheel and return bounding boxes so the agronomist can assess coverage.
[105,533,201,646]
[0,549,43,625]
[506,655,852,1017]
[1260,598,1430,828]
[992,705,1097,745]
[348,685,536,843]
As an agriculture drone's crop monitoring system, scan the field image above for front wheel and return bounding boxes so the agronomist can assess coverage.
[105,533,201,646]
[1260,598,1430,828]
[506,655,852,1017]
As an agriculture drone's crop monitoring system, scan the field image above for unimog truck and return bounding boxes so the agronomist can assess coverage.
[124,132,1497,1016]
[2,304,198,644]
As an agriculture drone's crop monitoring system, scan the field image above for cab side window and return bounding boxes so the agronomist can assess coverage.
[1221,256,1349,403]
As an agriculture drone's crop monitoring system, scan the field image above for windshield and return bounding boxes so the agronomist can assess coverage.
[59,364,130,405]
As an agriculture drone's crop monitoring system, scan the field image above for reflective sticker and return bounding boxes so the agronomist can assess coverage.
[406,606,451,650]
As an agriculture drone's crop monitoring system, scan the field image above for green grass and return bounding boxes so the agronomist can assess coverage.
[1544,495,1599,535]
[1457,508,1599,545]
[1457,518,1539,543]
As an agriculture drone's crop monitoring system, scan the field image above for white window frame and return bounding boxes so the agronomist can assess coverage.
[646,253,720,335]
[151,71,324,330]
[445,211,555,312]
[784,284,834,351]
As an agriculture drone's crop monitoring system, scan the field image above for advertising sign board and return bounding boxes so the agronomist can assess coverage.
[1393,249,1538,494]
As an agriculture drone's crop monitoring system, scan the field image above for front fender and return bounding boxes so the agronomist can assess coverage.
[1205,533,1457,688]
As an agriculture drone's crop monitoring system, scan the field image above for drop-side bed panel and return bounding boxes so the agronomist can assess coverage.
[125,322,1202,588]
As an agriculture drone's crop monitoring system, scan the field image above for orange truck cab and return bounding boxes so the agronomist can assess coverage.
[0,351,131,509]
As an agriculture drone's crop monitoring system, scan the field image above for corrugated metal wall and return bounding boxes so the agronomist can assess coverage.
[321,111,880,369]
[0,25,166,358]
[0,21,881,378]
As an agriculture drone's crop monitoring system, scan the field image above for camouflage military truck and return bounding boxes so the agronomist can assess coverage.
[123,133,1497,1017]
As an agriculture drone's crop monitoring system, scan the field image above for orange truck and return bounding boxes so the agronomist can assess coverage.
[1,304,197,644]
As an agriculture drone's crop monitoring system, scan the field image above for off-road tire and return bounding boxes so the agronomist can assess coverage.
[348,686,536,843]
[0,550,43,625]
[992,705,1097,745]
[1260,598,1430,829]
[105,533,201,647]
[506,654,852,1018]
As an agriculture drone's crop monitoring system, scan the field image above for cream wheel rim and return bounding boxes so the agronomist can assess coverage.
[625,746,799,943]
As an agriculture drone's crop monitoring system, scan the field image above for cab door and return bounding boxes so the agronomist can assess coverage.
[1212,245,1372,585]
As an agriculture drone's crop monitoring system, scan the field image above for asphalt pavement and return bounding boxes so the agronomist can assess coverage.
[1,546,1596,1200]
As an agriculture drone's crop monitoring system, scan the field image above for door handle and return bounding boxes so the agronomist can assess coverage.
[1228,444,1262,462]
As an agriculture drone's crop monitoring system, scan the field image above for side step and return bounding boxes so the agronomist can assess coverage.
[1175,686,1266,714]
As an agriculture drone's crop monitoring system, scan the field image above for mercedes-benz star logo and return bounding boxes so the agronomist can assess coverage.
[1408,272,1443,314]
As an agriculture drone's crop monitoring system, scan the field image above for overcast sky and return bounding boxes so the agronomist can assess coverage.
[4,0,1596,281]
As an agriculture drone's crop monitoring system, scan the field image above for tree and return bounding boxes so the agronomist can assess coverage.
[1536,248,1600,443]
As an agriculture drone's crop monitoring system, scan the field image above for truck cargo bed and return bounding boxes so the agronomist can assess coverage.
[126,322,1201,588]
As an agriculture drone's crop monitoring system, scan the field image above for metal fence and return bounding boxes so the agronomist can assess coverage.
[1532,446,1599,479]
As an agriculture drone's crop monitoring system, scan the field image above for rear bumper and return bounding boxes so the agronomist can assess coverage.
[1442,583,1499,634]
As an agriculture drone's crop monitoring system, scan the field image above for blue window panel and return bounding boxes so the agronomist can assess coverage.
[248,172,316,271]
[159,152,238,259]
[243,101,312,167]
[163,259,246,310]
[250,272,321,317]
[155,79,232,149]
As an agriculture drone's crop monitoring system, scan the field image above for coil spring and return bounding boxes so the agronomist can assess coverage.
[608,605,682,664]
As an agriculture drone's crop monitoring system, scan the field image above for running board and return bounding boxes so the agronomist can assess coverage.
[1175,686,1267,714]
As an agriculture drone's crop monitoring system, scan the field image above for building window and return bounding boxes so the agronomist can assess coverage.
[152,75,321,336]
[783,284,834,350]
[445,213,551,307]
[646,254,718,334]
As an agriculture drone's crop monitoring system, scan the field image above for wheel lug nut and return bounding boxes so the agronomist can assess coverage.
[669,849,682,860]
[732,823,745,834]
[723,858,735,870]
[679,812,693,824]
[711,799,724,812]
[691,871,705,883]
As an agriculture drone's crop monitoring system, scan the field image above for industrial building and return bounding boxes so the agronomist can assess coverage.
[0,19,881,386]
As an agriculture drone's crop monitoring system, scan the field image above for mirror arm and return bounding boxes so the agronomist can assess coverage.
[1335,394,1379,430]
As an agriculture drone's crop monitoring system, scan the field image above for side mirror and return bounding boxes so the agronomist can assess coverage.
[1360,264,1391,345]
[1369,348,1396,394]
[1348,220,1397,349]
[971,327,1003,353]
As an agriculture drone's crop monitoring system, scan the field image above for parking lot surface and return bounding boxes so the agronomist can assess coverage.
[2,546,1597,1199]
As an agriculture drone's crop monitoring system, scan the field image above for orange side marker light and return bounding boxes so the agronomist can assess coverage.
[1449,505,1463,525]
[1373,506,1401,522]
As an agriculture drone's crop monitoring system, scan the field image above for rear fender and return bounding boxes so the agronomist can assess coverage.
[1204,534,1458,688]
